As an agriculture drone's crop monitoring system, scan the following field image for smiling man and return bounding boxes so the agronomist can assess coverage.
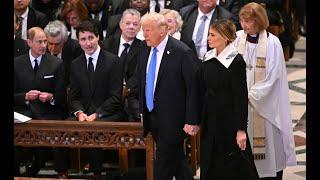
[101,9,141,121]
[68,20,126,179]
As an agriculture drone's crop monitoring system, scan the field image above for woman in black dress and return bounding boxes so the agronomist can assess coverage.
[198,19,258,180]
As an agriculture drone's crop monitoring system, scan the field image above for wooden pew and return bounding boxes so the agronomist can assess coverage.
[14,120,154,180]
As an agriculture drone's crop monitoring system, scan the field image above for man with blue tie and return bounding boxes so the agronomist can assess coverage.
[137,12,200,180]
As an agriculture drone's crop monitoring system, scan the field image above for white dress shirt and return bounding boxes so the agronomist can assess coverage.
[146,35,169,94]
[84,46,101,71]
[150,0,165,12]
[20,7,29,40]
[118,35,134,57]
[70,26,78,40]
[29,50,42,69]
[90,11,103,21]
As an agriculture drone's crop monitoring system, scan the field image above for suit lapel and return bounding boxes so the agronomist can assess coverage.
[35,54,49,78]
[155,37,173,91]
[141,45,150,84]
[210,7,218,24]
[91,51,105,95]
[79,54,92,93]
[25,54,36,78]
[186,10,198,40]
[112,35,121,55]
[125,38,139,73]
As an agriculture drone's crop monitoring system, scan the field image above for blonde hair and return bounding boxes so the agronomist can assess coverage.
[210,19,237,44]
[239,2,269,31]
[141,12,167,29]
[27,27,44,40]
[159,9,183,32]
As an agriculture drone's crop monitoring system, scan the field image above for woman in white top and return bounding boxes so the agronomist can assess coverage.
[234,2,297,179]
[159,9,183,40]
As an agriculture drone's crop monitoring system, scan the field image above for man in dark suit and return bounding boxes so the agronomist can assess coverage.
[85,0,114,38]
[149,0,196,12]
[180,0,234,60]
[106,0,150,37]
[101,9,141,121]
[44,20,83,86]
[14,13,29,58]
[31,0,62,21]
[137,12,200,180]
[69,20,126,179]
[14,0,49,40]
[14,27,69,178]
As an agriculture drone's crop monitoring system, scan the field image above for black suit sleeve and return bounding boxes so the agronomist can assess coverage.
[182,49,201,125]
[230,55,248,130]
[52,62,67,107]
[14,60,27,106]
[68,62,85,115]
[95,56,123,117]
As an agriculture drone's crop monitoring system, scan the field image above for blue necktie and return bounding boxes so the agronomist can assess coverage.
[195,15,207,59]
[146,48,158,112]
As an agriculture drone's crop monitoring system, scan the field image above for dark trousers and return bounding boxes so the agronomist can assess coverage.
[146,112,194,180]
[82,148,104,173]
[14,146,70,176]
[260,170,283,180]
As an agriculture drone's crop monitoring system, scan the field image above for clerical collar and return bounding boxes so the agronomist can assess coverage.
[246,33,259,44]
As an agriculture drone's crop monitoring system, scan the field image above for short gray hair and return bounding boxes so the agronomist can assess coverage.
[44,20,69,43]
[159,9,183,32]
[120,8,141,24]
[141,12,167,29]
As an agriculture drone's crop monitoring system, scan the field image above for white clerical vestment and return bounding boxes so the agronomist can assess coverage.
[234,30,297,178]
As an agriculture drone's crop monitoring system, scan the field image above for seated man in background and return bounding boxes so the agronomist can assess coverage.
[101,8,141,122]
[14,13,29,58]
[44,20,83,86]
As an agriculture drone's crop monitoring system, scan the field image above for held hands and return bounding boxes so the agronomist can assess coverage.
[25,90,53,102]
[236,130,247,151]
[86,113,98,122]
[38,92,53,103]
[183,124,200,136]
[77,112,98,122]
[25,90,41,101]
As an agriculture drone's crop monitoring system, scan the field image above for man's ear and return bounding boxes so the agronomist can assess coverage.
[26,39,32,47]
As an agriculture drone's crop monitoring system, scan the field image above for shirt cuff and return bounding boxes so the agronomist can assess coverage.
[74,110,83,117]
[49,97,55,105]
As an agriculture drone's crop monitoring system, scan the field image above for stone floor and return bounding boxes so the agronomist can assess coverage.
[282,36,306,180]
[18,37,306,180]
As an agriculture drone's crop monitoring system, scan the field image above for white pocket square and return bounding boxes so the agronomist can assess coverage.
[44,75,54,79]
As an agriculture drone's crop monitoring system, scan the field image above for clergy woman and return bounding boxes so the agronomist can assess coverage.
[234,2,297,179]
[197,19,258,180]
